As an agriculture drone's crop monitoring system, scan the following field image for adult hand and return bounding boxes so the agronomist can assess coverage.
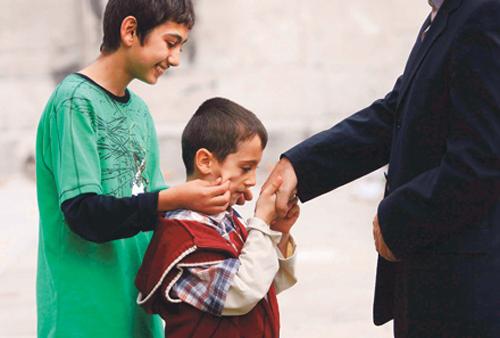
[271,202,300,234]
[159,178,231,215]
[373,215,399,262]
[261,158,298,218]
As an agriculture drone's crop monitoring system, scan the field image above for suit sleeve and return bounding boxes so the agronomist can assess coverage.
[378,5,500,258]
[284,76,402,202]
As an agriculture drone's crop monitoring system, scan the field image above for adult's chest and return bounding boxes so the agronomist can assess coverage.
[388,22,461,187]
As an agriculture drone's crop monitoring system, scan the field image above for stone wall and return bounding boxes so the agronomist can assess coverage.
[0,0,428,179]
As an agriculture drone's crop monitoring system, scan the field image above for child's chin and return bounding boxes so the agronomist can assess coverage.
[230,193,242,206]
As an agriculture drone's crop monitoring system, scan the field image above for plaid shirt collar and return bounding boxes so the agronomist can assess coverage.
[164,208,242,238]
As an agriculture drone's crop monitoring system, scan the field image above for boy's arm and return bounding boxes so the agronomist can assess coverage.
[63,179,232,243]
[221,217,282,316]
[268,202,300,294]
[169,218,281,316]
[273,234,298,294]
[168,217,283,317]
[62,192,159,243]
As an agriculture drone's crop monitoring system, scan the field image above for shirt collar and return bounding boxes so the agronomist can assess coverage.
[428,0,445,11]
[164,207,241,237]
[208,207,240,223]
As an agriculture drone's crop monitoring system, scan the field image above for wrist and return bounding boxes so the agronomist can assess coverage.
[158,187,183,211]
[277,233,292,258]
[279,232,290,245]
[254,210,272,225]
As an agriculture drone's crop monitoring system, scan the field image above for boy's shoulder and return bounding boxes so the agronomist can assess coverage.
[52,73,98,101]
[160,208,245,248]
[164,208,245,229]
[52,74,147,109]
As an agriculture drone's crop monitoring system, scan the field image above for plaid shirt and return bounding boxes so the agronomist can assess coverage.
[167,209,244,316]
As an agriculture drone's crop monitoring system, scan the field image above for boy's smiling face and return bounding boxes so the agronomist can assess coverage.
[209,135,264,206]
[126,20,189,84]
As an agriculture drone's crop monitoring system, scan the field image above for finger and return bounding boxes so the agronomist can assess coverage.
[207,180,230,196]
[208,177,222,186]
[261,175,283,196]
[373,224,380,251]
[210,190,231,206]
[261,163,281,192]
[286,204,300,218]
[275,189,292,218]
[287,196,299,209]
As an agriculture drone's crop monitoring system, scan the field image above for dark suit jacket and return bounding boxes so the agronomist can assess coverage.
[284,0,500,336]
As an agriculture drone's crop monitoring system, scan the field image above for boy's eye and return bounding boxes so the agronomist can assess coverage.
[241,167,252,173]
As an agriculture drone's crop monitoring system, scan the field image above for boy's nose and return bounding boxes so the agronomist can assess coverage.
[245,174,257,188]
[167,52,180,67]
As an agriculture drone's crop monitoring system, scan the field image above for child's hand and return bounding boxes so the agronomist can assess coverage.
[160,178,231,214]
[271,203,300,234]
[254,176,283,225]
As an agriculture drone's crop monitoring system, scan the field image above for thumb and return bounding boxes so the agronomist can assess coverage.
[261,175,283,196]
[210,177,223,186]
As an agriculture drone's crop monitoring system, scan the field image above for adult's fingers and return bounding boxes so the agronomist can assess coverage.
[261,162,281,192]
[261,175,283,196]
[373,215,399,262]
[275,187,294,218]
[287,204,300,218]
[373,216,381,251]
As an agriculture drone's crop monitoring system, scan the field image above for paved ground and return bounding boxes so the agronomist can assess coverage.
[0,169,394,337]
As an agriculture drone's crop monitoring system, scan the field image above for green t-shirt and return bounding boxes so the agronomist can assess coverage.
[36,74,166,338]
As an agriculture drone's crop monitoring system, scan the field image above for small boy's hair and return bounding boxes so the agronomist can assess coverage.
[182,97,268,176]
[101,0,195,53]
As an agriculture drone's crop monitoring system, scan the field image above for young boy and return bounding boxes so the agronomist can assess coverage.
[35,1,234,337]
[136,97,299,338]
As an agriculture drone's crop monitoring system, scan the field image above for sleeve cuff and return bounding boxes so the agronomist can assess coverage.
[277,235,297,261]
[59,183,102,206]
[246,217,283,244]
[138,192,160,232]
[377,198,407,259]
[280,152,313,203]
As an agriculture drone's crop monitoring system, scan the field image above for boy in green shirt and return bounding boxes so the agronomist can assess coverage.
[35,1,235,337]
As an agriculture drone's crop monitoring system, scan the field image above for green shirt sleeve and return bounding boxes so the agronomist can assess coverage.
[49,97,102,205]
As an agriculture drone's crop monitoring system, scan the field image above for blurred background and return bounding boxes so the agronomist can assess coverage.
[0,1,428,337]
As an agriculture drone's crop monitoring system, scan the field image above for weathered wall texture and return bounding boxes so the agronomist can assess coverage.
[0,1,428,179]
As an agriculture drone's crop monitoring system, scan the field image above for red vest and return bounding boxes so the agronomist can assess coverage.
[136,214,280,338]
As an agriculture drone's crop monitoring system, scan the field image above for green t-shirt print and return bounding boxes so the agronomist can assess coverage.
[35,74,166,338]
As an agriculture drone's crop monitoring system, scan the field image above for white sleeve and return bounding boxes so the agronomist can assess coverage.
[221,217,282,316]
[274,236,298,294]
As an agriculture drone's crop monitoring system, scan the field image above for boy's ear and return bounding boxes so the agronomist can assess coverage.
[194,148,216,176]
[120,16,138,47]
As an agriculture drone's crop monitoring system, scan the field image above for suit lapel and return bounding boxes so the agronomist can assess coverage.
[396,0,463,109]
